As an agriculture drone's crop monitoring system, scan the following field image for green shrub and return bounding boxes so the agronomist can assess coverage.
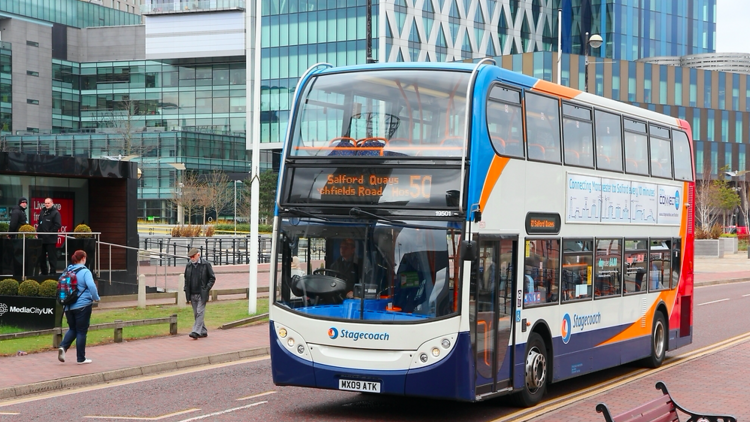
[214,223,272,233]
[18,280,40,296]
[0,279,19,296]
[73,223,94,238]
[18,224,36,239]
[39,280,58,297]
[0,222,8,232]
[720,233,738,238]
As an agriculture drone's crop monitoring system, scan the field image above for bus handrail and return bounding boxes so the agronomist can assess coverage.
[460,58,496,214]
[276,62,333,207]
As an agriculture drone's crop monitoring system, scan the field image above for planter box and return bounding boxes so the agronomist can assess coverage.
[0,295,63,330]
[65,238,96,272]
[0,238,43,279]
[720,237,738,254]
[695,239,723,258]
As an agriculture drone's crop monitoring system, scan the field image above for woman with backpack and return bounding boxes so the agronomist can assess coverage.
[57,250,100,364]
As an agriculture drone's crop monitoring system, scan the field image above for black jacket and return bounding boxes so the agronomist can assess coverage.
[184,258,216,303]
[8,205,28,237]
[37,206,62,244]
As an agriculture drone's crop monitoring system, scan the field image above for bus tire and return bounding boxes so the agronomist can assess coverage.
[644,312,667,368]
[513,332,548,407]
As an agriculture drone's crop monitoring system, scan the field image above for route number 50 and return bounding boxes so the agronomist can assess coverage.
[410,175,432,198]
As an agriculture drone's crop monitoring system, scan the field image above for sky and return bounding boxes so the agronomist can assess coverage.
[716,0,750,53]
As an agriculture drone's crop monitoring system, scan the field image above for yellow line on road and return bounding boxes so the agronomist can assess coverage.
[85,408,200,420]
[491,331,750,422]
[236,390,276,401]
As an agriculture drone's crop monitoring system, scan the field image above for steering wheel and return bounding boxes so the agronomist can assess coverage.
[313,268,347,278]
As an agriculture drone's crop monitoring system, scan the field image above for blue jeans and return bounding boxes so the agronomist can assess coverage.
[60,305,93,363]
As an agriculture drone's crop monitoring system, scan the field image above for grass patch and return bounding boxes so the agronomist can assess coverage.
[0,299,269,357]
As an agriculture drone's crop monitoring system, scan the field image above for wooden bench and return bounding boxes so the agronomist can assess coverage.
[596,381,737,422]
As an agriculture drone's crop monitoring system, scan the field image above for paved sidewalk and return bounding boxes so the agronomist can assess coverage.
[1,253,749,411]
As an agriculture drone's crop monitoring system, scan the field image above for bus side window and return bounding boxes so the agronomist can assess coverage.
[594,110,623,172]
[624,239,648,294]
[523,239,560,306]
[525,92,561,163]
[487,86,524,158]
[562,103,594,168]
[672,131,693,181]
[649,126,673,179]
[561,239,593,302]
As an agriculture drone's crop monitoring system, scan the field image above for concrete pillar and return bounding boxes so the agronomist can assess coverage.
[177,274,186,309]
[138,274,146,309]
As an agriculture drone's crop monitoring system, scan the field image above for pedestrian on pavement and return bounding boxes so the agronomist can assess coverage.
[58,250,100,365]
[8,197,28,279]
[184,248,215,339]
[37,198,62,275]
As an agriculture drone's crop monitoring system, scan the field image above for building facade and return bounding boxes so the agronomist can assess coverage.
[0,0,730,223]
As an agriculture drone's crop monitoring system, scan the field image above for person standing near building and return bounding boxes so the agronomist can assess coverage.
[8,197,28,237]
[8,197,28,279]
[184,248,215,339]
[37,198,62,275]
[57,250,100,364]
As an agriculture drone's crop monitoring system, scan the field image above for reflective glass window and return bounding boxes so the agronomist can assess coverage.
[523,239,560,307]
[595,110,623,172]
[525,92,561,163]
[561,239,592,302]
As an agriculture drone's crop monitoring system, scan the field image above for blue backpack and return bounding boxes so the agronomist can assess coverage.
[57,267,86,306]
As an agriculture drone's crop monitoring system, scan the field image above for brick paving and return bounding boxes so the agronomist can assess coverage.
[1,253,749,419]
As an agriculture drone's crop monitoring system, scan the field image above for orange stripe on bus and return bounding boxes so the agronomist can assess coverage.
[531,80,581,100]
[479,156,510,211]
[597,290,678,347]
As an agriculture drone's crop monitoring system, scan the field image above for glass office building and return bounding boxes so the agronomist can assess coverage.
[0,0,140,28]
[0,42,10,133]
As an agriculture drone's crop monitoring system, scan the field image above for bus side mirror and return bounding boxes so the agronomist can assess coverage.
[460,240,477,261]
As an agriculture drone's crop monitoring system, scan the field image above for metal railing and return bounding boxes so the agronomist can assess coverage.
[1,231,101,280]
[140,236,272,267]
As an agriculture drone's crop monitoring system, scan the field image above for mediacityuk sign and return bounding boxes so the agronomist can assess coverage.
[30,197,74,248]
[0,296,62,330]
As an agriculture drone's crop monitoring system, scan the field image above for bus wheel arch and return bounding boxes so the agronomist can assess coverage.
[513,323,552,407]
[644,304,669,368]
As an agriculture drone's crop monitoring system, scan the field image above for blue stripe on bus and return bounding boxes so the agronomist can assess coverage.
[270,323,475,400]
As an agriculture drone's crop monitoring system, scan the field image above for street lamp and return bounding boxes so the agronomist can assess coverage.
[234,180,238,235]
[584,32,602,93]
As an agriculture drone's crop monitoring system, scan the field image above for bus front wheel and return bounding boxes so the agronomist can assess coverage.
[513,332,548,407]
[644,312,667,368]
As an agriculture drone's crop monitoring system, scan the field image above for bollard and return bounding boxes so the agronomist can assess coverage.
[138,274,146,309]
[177,274,187,309]
[114,320,124,343]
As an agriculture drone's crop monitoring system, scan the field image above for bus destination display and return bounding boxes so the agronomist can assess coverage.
[284,167,461,208]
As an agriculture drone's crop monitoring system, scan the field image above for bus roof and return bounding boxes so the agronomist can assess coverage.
[313,62,682,129]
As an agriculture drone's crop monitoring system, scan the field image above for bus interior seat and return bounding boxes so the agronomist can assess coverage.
[651,160,663,176]
[356,137,387,156]
[565,149,580,165]
[504,140,523,156]
[328,136,357,156]
[626,158,638,172]
[491,136,506,154]
[528,143,545,160]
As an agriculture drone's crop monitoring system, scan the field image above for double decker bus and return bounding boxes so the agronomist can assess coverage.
[269,61,694,405]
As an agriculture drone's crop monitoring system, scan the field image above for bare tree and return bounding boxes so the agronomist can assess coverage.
[196,171,232,224]
[172,172,201,225]
[695,165,719,230]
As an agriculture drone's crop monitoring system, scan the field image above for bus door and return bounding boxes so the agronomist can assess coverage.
[473,236,517,397]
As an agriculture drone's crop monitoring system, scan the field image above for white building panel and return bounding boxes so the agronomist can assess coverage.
[144,11,245,58]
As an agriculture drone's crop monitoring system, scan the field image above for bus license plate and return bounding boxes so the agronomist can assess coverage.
[339,379,381,393]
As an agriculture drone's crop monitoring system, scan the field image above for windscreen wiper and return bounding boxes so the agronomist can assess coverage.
[349,207,405,225]
[282,207,330,221]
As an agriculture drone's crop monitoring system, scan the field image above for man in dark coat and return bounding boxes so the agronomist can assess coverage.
[184,248,216,339]
[8,197,28,279]
[37,198,62,275]
[8,197,28,237]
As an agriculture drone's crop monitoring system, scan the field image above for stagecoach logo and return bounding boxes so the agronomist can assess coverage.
[561,313,572,344]
[0,303,7,316]
[328,327,390,341]
[328,327,339,339]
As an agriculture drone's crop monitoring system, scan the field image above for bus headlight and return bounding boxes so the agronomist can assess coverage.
[297,344,305,354]
[441,338,451,349]
[278,328,287,338]
[419,353,428,363]
[431,347,440,357]
[287,337,295,347]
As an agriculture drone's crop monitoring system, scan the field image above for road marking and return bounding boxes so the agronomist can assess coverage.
[743,293,750,297]
[490,331,750,422]
[85,408,200,420]
[177,402,266,421]
[237,390,276,401]
[697,298,730,306]
[0,356,270,408]
[0,412,20,415]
